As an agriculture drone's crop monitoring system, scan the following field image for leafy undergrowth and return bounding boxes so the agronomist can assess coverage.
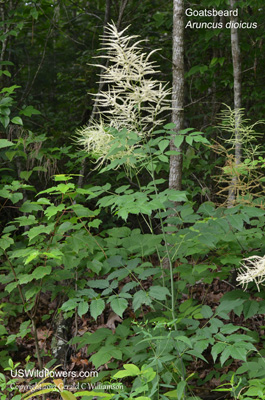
[3,273,265,400]
[1,173,265,400]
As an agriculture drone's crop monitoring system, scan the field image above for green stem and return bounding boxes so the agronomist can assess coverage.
[145,144,187,387]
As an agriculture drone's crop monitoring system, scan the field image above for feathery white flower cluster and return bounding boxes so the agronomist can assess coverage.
[236,255,265,291]
[77,23,171,167]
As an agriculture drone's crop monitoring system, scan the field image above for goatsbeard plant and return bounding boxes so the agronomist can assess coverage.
[76,22,188,396]
[76,22,171,168]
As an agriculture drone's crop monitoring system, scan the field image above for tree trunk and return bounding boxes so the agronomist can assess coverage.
[227,0,242,207]
[162,0,184,270]
[170,0,185,192]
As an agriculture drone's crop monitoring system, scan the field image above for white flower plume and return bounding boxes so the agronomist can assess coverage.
[236,255,265,292]
[76,22,171,166]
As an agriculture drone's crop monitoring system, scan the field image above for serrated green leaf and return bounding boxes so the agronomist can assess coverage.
[173,135,184,148]
[186,65,201,77]
[174,335,192,348]
[133,290,152,311]
[88,219,102,228]
[61,299,78,312]
[37,197,51,205]
[20,170,33,181]
[20,105,41,117]
[6,334,17,345]
[110,297,128,317]
[87,259,102,274]
[230,345,247,361]
[44,204,65,219]
[164,123,176,130]
[220,324,240,334]
[78,301,89,317]
[5,281,17,293]
[149,286,170,301]
[88,280,109,289]
[220,347,231,366]
[121,281,139,292]
[25,286,41,301]
[243,301,259,320]
[90,298,105,320]
[186,136,193,145]
[158,139,169,153]
[167,190,187,202]
[216,298,245,318]
[57,183,75,194]
[211,342,226,363]
[32,265,52,280]
[0,235,14,250]
[90,348,112,368]
[115,185,130,194]
[10,192,23,204]
[187,349,208,363]
[18,274,34,285]
[25,224,55,242]
[158,154,168,162]
[69,204,96,218]
[25,250,40,265]
[42,249,63,260]
[54,174,75,181]
[227,214,244,231]
[15,215,37,227]
[201,305,213,318]
[193,135,210,144]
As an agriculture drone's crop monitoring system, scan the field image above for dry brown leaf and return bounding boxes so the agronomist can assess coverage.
[106,312,122,332]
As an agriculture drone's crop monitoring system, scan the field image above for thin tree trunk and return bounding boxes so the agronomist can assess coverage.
[117,0,129,30]
[0,3,8,69]
[227,0,242,207]
[169,0,184,192]
[162,0,184,271]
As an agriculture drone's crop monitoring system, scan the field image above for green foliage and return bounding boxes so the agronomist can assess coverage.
[111,363,156,400]
[2,98,265,400]
[1,7,265,400]
[0,359,21,400]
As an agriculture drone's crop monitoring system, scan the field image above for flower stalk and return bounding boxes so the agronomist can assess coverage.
[76,23,171,167]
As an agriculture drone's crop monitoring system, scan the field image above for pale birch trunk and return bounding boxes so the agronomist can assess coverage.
[162,0,184,270]
[227,0,242,207]
[170,0,185,191]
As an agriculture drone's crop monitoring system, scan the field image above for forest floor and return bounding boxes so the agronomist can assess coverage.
[5,277,263,400]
